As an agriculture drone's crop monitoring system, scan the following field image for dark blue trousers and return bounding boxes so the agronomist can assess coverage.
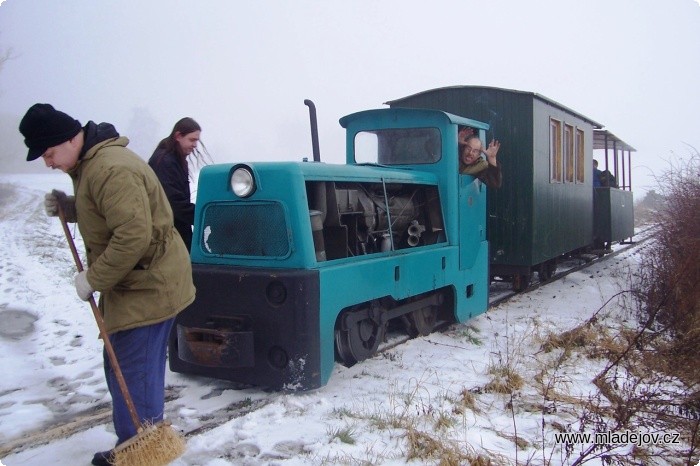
[103,318,174,445]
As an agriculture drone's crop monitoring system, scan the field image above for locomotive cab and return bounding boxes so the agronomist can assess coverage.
[169,108,491,390]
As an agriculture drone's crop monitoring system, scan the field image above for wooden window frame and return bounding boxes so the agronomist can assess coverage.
[550,118,562,183]
[564,124,574,183]
[575,128,585,183]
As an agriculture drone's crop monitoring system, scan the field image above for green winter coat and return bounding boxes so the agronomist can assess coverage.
[69,134,195,334]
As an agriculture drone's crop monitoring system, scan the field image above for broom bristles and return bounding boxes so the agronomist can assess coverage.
[111,421,186,466]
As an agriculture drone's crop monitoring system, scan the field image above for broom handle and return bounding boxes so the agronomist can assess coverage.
[58,207,143,431]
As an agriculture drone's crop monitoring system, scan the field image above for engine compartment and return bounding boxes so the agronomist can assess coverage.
[306,181,445,261]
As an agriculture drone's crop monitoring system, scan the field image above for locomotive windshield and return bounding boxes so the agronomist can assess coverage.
[354,127,441,165]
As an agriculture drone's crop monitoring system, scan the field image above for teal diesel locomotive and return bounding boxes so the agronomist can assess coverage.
[169,106,491,390]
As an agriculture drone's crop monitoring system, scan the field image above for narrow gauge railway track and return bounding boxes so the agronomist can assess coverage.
[379,229,653,355]
[489,234,651,308]
[0,384,280,457]
[2,231,653,457]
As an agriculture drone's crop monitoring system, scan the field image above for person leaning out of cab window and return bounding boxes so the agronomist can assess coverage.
[458,126,502,188]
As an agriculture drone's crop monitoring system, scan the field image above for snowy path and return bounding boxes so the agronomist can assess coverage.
[0,178,111,441]
[0,178,270,457]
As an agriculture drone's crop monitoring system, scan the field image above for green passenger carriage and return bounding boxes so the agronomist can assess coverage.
[387,86,635,290]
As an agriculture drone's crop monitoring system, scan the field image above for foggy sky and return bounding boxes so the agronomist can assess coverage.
[1,0,699,197]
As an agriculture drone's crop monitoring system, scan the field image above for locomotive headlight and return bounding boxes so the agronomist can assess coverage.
[230,166,256,197]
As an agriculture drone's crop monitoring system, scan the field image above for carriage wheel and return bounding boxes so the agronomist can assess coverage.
[512,273,531,292]
[538,260,558,281]
[402,306,438,337]
[335,308,386,366]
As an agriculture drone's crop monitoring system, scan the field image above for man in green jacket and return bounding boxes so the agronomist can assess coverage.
[19,103,196,466]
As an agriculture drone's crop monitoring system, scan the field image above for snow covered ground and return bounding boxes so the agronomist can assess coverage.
[0,174,684,465]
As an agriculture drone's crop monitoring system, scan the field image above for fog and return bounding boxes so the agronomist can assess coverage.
[1,0,699,197]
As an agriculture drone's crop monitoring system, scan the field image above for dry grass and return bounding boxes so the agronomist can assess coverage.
[451,388,478,415]
[484,364,524,394]
[541,324,598,350]
[327,425,357,445]
[405,427,498,466]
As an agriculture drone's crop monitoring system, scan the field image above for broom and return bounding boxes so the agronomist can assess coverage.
[58,206,186,466]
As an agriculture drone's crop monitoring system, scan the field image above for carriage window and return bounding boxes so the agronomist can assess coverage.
[575,129,585,183]
[354,128,441,165]
[564,124,574,183]
[550,119,562,183]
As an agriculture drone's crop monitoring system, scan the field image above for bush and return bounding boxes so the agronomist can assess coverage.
[565,149,700,465]
[638,149,700,376]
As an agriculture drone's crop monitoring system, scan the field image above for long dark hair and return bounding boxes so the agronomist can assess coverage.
[154,117,211,178]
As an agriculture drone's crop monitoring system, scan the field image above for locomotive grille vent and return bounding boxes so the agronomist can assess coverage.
[200,202,290,257]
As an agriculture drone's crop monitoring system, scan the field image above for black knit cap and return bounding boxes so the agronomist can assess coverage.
[19,103,82,161]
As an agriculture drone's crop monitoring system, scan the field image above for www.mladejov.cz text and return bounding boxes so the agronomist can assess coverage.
[554,430,681,447]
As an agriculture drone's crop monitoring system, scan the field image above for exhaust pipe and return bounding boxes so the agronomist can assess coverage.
[304,99,321,162]
[407,220,426,247]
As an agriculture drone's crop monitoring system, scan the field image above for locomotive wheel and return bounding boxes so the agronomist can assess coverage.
[335,309,387,366]
[402,306,437,337]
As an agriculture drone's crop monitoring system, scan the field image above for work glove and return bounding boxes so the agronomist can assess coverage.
[74,270,94,301]
[44,189,77,223]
